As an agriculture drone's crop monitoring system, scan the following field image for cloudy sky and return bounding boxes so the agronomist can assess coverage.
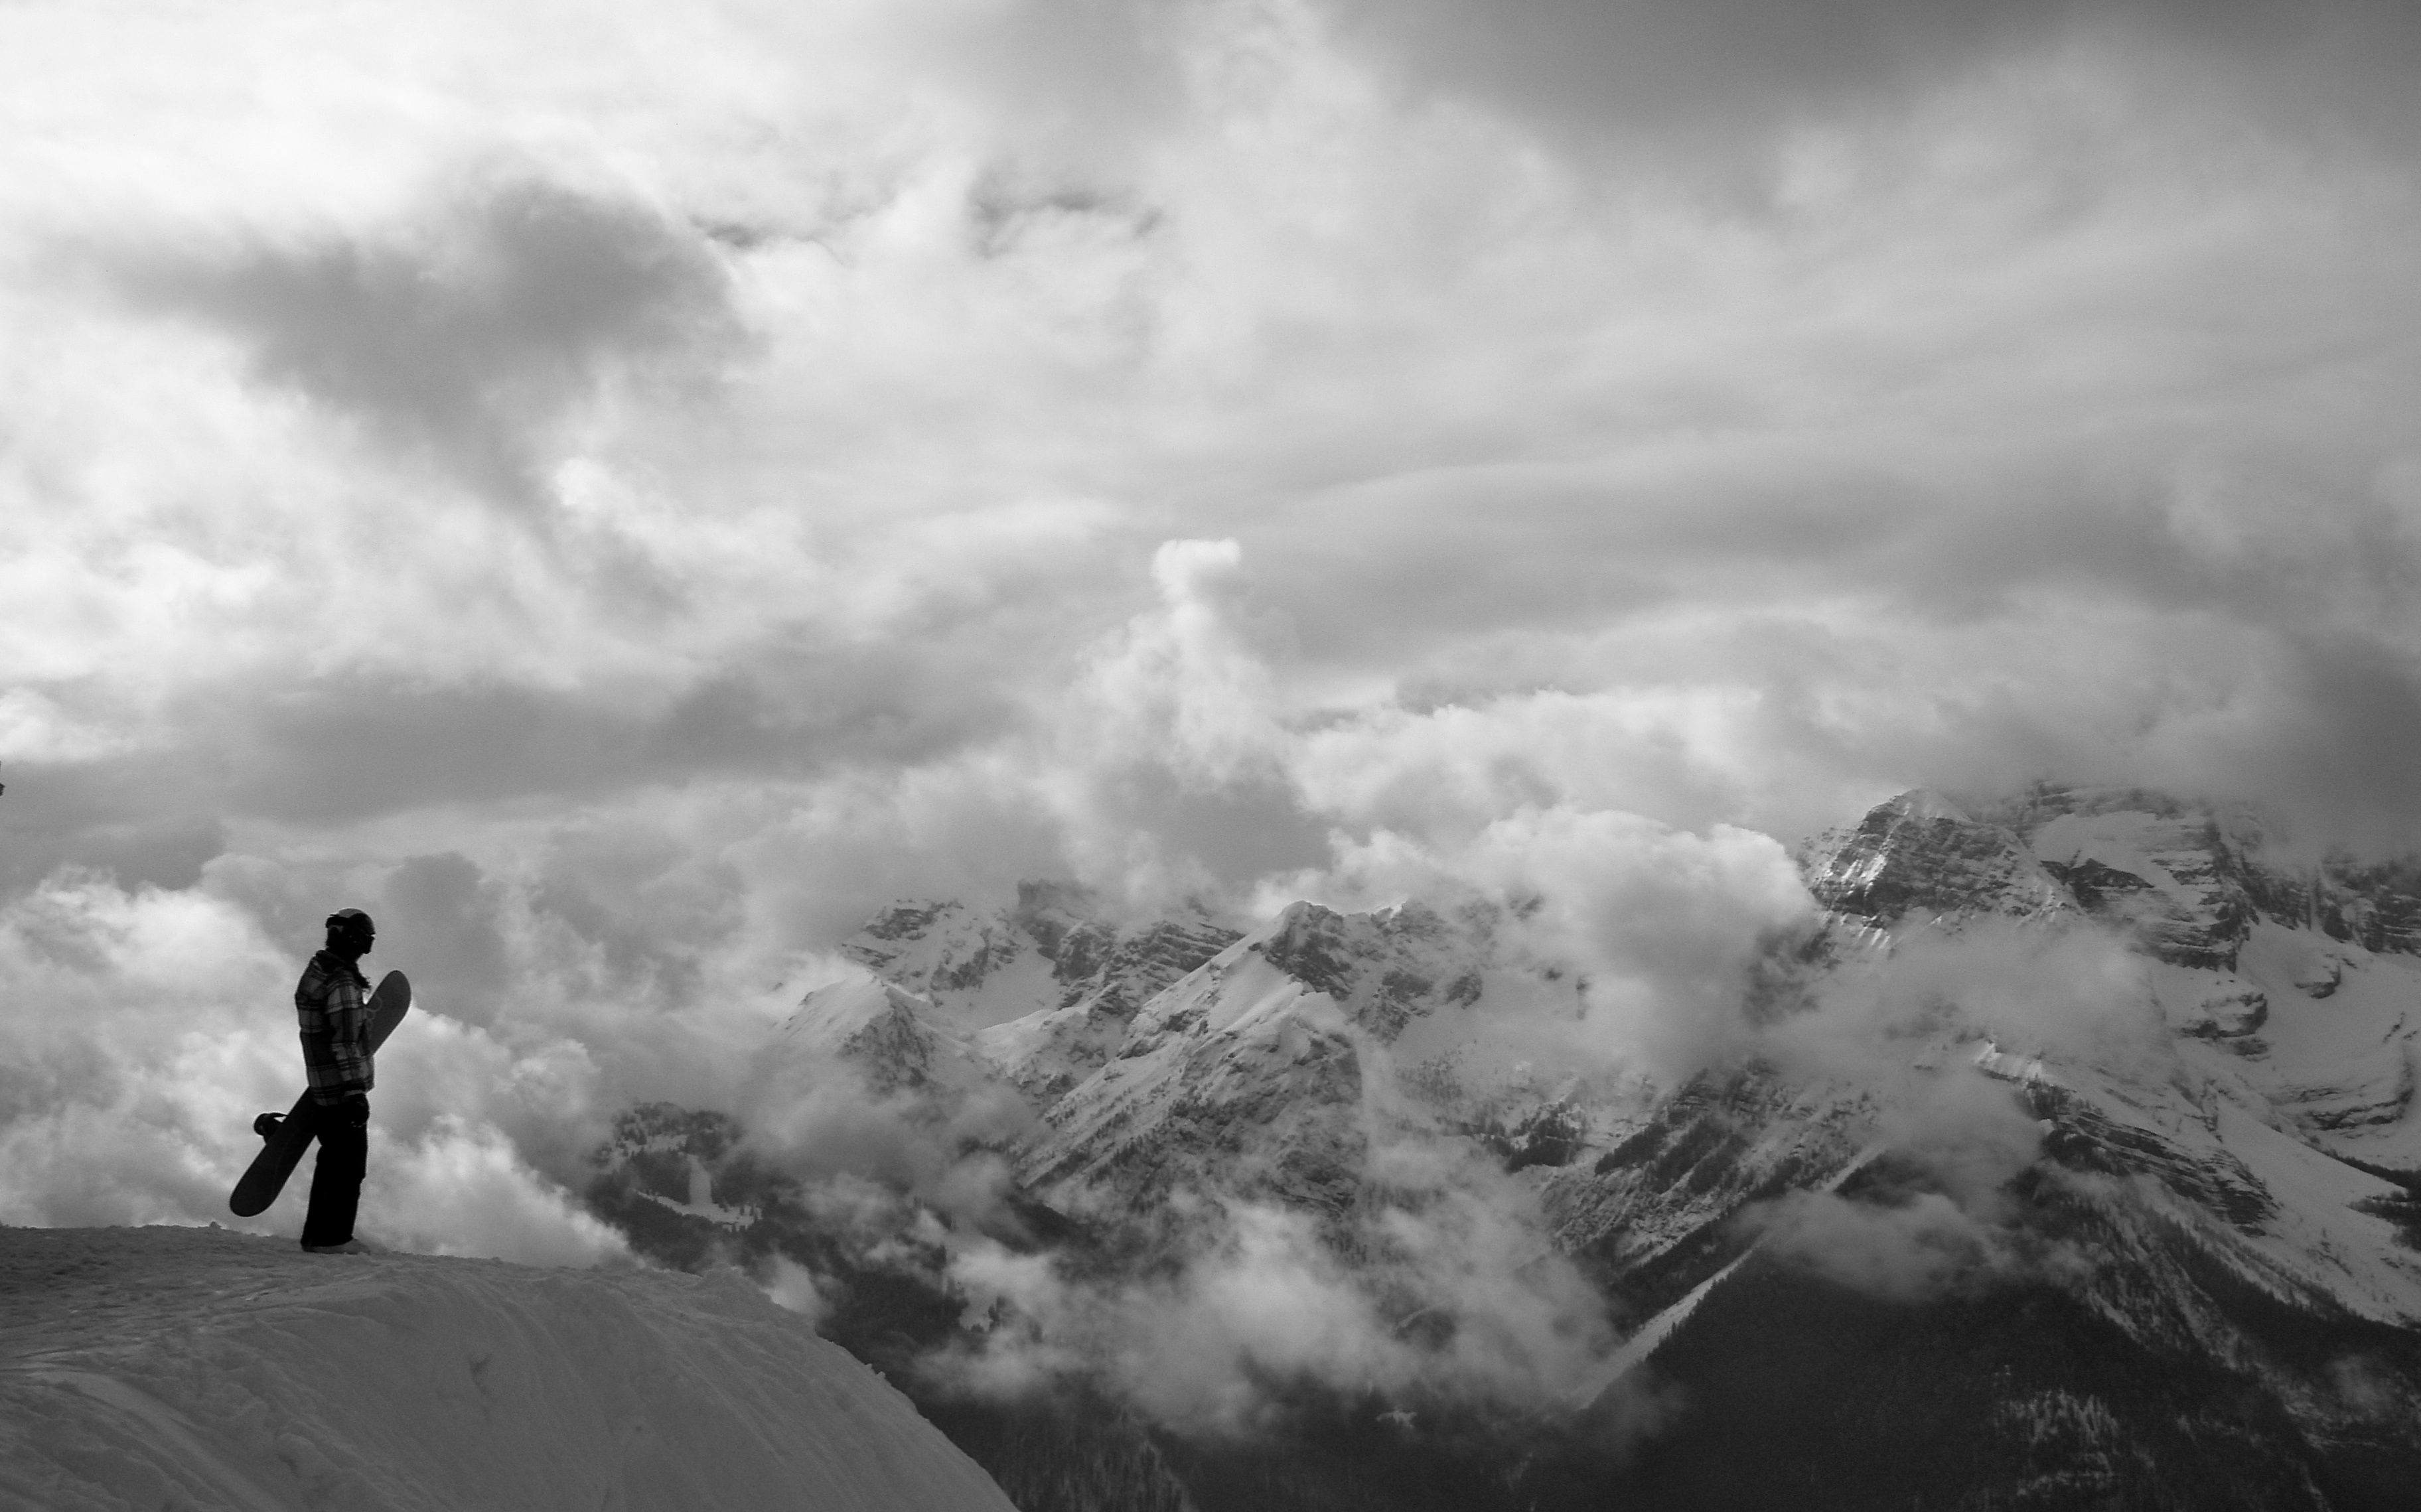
[3,0,2419,1255]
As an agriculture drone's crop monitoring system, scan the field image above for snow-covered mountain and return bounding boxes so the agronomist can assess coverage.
[0,1224,1017,1512]
[826,882,1242,1104]
[591,786,2421,1512]
[1820,784,2421,1175]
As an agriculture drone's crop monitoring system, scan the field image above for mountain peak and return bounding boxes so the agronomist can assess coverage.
[1802,790,2071,927]
[1882,787,1973,824]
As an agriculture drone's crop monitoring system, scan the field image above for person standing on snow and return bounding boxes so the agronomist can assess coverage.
[295,908,378,1253]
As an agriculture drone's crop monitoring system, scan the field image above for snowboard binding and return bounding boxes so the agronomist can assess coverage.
[252,1111,285,1140]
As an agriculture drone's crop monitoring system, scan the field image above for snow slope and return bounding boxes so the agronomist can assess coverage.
[0,1225,1016,1512]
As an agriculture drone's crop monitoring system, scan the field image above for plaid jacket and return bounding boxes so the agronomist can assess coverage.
[296,950,375,1104]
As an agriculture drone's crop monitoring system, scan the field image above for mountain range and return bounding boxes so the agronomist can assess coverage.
[588,783,2421,1511]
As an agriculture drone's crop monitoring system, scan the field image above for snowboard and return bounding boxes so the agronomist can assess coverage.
[228,970,410,1218]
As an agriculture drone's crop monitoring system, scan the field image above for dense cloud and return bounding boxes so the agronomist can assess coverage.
[1,0,2416,1360]
[111,179,737,508]
[936,1183,1617,1434]
[1328,0,2421,172]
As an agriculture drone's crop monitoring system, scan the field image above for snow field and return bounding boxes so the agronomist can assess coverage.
[0,1225,1015,1512]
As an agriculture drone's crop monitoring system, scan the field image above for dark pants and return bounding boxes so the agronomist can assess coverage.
[299,1094,368,1248]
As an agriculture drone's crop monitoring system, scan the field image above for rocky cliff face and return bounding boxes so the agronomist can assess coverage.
[1803,788,2076,927]
[591,787,2421,1512]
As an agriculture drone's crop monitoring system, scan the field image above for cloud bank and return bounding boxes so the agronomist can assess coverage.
[1,0,2416,1336]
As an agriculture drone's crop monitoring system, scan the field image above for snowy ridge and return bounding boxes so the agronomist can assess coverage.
[1017,900,1510,1211]
[769,976,1000,1101]
[826,882,1241,1104]
[0,1225,1015,1512]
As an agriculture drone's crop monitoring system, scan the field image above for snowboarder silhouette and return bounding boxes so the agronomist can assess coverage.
[294,908,378,1253]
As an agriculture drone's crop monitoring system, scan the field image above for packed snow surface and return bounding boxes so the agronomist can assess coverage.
[0,1225,1016,1512]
